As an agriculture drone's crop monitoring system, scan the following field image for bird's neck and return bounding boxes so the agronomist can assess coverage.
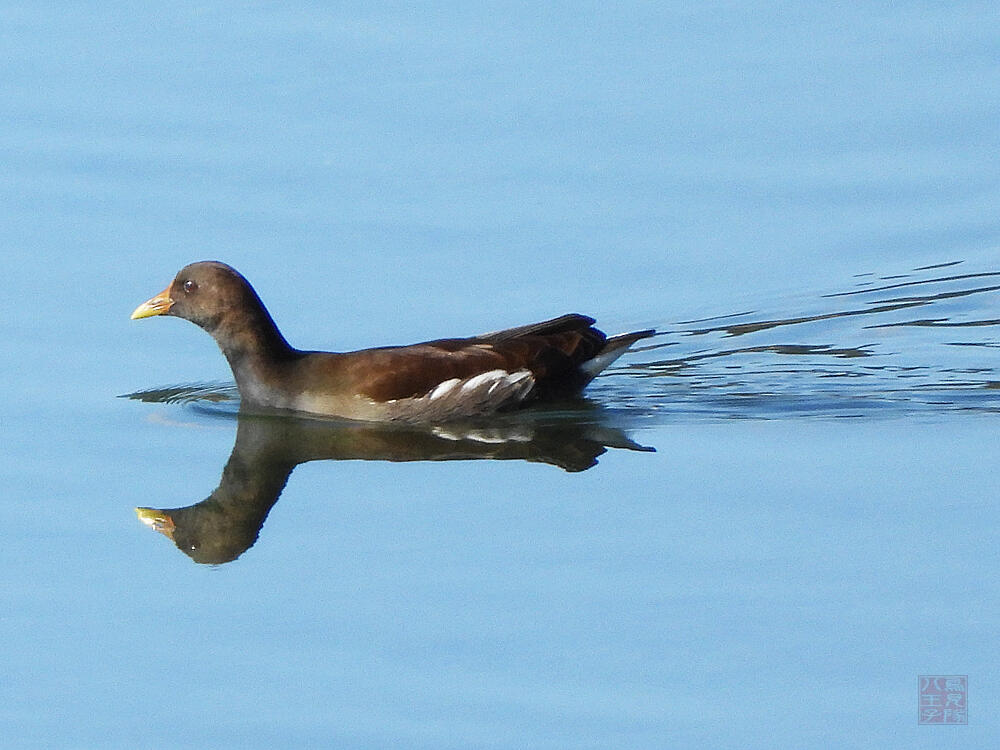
[212,306,299,407]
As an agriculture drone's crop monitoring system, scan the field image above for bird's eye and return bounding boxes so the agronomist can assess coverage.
[183,279,198,293]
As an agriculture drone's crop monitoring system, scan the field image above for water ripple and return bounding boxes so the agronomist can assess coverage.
[606,259,1000,420]
[123,382,239,413]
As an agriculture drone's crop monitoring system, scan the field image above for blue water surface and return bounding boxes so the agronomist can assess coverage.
[2,2,998,748]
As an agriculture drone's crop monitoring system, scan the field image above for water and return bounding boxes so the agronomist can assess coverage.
[2,3,999,748]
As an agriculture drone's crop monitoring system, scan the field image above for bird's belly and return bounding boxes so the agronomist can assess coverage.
[289,391,388,421]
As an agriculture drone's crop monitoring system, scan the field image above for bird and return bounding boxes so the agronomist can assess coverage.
[131,261,654,422]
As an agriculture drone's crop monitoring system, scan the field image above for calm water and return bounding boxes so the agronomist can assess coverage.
[3,3,999,748]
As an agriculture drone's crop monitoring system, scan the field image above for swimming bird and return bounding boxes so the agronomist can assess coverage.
[131,261,654,422]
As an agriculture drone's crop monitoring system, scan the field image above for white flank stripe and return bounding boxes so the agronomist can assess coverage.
[429,378,460,399]
[461,369,508,392]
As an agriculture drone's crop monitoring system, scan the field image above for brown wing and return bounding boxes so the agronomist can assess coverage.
[476,313,598,341]
[343,315,609,403]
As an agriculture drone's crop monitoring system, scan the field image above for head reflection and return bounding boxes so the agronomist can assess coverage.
[137,409,654,565]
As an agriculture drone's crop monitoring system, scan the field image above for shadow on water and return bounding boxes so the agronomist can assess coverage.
[123,405,653,564]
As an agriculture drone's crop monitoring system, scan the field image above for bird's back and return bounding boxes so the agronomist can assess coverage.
[290,315,653,421]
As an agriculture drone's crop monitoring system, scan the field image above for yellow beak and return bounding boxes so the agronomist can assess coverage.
[135,507,176,539]
[130,285,174,319]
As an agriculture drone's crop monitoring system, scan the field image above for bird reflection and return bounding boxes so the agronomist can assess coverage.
[136,409,654,565]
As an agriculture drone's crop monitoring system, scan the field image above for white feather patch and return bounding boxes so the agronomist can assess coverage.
[461,370,506,392]
[579,347,628,377]
[382,368,536,421]
[429,378,461,399]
